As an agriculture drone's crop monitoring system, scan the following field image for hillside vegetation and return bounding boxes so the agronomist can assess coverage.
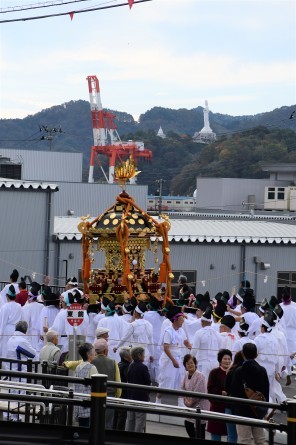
[0,101,295,194]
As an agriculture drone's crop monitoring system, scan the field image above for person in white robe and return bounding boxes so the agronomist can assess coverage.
[0,285,22,357]
[97,299,125,362]
[233,320,255,354]
[38,292,60,351]
[114,301,154,369]
[192,306,221,383]
[254,311,285,403]
[219,314,238,353]
[0,269,20,308]
[21,284,44,355]
[50,291,89,363]
[157,307,192,405]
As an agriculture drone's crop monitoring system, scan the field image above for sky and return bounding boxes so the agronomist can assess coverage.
[0,0,295,120]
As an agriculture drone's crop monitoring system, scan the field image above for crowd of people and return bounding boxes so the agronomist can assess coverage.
[0,269,295,442]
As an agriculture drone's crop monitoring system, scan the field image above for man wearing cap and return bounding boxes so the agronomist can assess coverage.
[92,338,122,429]
[192,306,221,383]
[219,314,238,352]
[22,283,44,352]
[248,298,269,339]
[0,284,22,357]
[113,301,154,367]
[95,326,110,340]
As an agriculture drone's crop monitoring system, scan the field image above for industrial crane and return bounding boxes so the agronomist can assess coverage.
[86,75,152,183]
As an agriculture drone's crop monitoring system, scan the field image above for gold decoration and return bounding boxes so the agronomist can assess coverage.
[127,274,134,280]
[110,213,116,219]
[103,219,109,225]
[112,219,119,225]
[165,247,170,253]
[132,213,139,219]
[125,247,130,253]
[138,219,144,225]
[129,219,135,225]
[114,155,141,187]
[169,272,174,279]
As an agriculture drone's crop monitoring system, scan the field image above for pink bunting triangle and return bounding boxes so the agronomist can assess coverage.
[69,12,74,21]
[128,0,135,9]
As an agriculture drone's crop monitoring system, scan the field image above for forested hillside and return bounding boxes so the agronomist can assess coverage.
[0,101,295,194]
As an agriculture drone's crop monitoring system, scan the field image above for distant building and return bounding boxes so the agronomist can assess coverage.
[157,126,166,139]
[192,100,216,144]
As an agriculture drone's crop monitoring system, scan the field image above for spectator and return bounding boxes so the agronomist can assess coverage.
[114,347,132,430]
[74,343,97,427]
[224,351,244,443]
[207,348,232,441]
[39,330,61,366]
[230,343,269,445]
[181,354,210,439]
[92,338,122,429]
[126,346,151,433]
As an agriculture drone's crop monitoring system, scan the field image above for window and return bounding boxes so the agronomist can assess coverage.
[171,270,196,296]
[277,188,285,200]
[185,201,188,204]
[277,271,296,301]
[148,200,154,204]
[166,200,172,203]
[268,187,275,200]
[176,201,180,204]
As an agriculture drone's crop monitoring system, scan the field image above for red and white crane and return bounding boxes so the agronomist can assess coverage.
[86,75,152,183]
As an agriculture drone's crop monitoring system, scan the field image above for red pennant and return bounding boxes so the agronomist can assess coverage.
[128,0,134,9]
[69,12,74,21]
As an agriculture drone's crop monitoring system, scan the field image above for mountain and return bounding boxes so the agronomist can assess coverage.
[0,101,295,194]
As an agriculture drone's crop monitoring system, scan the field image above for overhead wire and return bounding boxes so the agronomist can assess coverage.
[0,0,152,23]
[0,0,98,13]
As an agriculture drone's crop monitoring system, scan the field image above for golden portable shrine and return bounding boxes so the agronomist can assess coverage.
[78,157,174,307]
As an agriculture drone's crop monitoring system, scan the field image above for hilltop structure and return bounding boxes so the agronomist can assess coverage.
[192,100,216,144]
[157,126,166,139]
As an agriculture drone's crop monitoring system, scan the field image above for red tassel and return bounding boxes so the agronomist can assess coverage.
[128,0,134,9]
[69,12,74,21]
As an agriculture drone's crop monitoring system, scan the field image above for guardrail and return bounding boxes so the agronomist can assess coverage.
[0,369,294,445]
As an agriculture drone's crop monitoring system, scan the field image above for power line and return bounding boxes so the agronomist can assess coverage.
[0,0,152,23]
[0,0,97,13]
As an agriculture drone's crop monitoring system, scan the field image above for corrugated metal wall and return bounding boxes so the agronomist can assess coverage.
[57,239,296,299]
[53,182,148,217]
[0,149,82,183]
[0,188,56,282]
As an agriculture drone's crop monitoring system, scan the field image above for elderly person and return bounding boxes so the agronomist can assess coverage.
[74,343,97,427]
[92,338,122,429]
[39,330,61,366]
[181,354,210,439]
[126,346,151,433]
[114,347,132,430]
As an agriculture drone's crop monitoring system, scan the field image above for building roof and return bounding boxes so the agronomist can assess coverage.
[0,178,59,191]
[54,217,296,244]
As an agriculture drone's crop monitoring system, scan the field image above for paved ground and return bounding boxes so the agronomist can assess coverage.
[145,374,296,443]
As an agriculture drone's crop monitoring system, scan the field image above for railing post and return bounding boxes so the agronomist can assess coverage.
[89,374,107,445]
[287,400,296,445]
[67,388,74,426]
[195,406,201,439]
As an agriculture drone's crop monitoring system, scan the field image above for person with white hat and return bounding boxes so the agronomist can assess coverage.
[0,284,22,357]
[97,299,125,362]
[95,326,110,340]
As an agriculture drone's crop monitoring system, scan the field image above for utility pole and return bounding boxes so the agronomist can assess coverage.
[39,125,63,151]
[155,178,166,218]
